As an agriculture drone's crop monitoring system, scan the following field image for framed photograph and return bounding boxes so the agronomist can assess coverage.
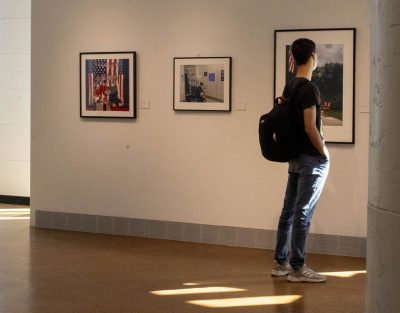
[173,57,232,111]
[80,52,136,118]
[274,28,356,143]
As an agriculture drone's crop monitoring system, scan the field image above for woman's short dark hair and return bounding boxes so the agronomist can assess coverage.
[291,38,316,66]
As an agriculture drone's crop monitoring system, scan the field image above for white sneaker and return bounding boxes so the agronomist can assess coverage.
[287,264,327,283]
[271,260,292,276]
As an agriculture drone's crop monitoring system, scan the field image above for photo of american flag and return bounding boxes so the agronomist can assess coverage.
[288,49,296,74]
[285,45,297,82]
[85,58,130,111]
[80,51,136,119]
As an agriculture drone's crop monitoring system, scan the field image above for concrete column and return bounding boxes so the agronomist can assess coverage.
[368,1,400,312]
[0,0,30,197]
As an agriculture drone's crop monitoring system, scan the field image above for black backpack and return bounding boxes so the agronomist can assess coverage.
[259,79,308,162]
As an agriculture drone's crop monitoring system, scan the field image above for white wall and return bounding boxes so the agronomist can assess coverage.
[0,0,30,197]
[31,0,370,237]
[199,64,224,100]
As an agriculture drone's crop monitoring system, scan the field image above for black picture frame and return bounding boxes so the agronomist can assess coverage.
[274,28,356,144]
[173,57,232,112]
[80,51,137,119]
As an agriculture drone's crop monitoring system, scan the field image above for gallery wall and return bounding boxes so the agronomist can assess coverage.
[0,0,30,197]
[31,0,370,237]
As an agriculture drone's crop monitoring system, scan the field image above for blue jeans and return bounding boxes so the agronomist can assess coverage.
[274,153,329,271]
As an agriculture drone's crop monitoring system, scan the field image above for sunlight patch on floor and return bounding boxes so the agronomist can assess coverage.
[0,209,30,213]
[150,286,246,296]
[0,208,30,220]
[183,283,200,286]
[187,295,302,308]
[319,270,366,278]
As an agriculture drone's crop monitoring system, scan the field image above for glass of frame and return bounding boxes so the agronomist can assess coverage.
[80,52,137,118]
[173,57,232,111]
[274,29,356,143]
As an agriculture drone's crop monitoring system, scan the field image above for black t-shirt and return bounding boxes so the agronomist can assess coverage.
[283,77,322,156]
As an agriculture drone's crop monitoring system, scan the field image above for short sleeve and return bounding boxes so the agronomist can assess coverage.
[282,85,288,98]
[300,82,320,109]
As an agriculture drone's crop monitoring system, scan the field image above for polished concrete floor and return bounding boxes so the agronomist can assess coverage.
[0,205,366,313]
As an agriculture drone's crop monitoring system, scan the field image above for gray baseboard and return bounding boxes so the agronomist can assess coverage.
[34,210,366,258]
